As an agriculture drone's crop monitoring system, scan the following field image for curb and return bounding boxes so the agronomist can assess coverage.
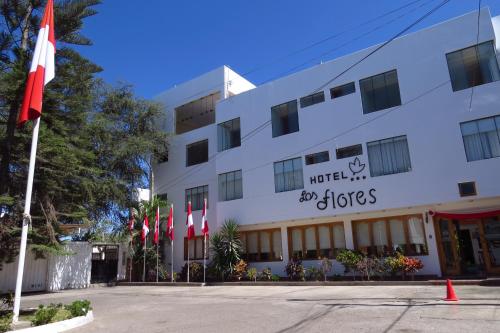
[118,282,204,287]
[116,279,500,287]
[8,311,93,333]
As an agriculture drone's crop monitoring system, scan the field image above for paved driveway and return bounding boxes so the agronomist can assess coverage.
[20,285,500,332]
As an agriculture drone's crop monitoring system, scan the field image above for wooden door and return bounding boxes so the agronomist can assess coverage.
[434,218,461,276]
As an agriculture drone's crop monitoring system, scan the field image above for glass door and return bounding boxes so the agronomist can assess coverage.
[481,217,500,274]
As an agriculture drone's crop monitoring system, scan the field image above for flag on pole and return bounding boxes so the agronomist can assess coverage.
[141,214,149,245]
[167,204,174,240]
[153,206,160,245]
[201,198,209,236]
[186,201,195,240]
[128,213,135,236]
[18,0,56,127]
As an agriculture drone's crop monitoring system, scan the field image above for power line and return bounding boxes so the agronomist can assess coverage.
[154,0,452,194]
[468,1,483,112]
[261,0,438,83]
[162,79,451,192]
[159,0,430,110]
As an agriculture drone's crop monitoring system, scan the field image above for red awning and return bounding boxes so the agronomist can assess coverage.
[429,209,500,220]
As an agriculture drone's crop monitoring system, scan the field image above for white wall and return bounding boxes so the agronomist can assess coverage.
[154,9,500,276]
[47,242,92,291]
[0,248,47,293]
[0,242,92,293]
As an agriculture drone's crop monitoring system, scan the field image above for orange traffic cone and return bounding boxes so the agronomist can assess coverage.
[444,279,459,301]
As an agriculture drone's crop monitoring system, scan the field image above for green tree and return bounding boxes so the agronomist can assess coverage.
[129,195,168,281]
[210,219,242,281]
[0,1,168,267]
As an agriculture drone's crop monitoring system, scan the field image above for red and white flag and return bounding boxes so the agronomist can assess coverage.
[141,214,149,245]
[201,198,209,236]
[18,0,56,127]
[153,206,160,245]
[186,201,195,240]
[166,204,174,240]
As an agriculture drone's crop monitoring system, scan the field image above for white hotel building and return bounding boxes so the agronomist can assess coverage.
[153,9,500,278]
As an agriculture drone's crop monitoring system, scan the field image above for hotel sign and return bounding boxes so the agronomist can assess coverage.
[299,157,377,211]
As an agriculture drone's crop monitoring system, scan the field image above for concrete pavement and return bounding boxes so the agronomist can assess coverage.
[19,285,500,332]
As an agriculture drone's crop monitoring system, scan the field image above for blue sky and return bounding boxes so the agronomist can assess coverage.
[77,0,500,99]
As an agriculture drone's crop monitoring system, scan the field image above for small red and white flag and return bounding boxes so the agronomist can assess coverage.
[18,0,56,127]
[166,204,174,240]
[186,201,195,240]
[153,206,160,245]
[128,213,135,236]
[201,198,209,236]
[141,214,149,245]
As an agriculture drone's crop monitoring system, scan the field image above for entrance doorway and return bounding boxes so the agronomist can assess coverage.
[435,216,500,277]
[91,245,119,283]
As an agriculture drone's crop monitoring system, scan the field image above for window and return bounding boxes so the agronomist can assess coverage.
[218,170,243,201]
[218,118,241,152]
[273,157,304,193]
[446,41,500,92]
[185,185,208,211]
[288,223,346,260]
[241,229,282,262]
[271,100,299,137]
[300,91,325,108]
[175,92,220,135]
[186,139,208,167]
[460,115,500,161]
[458,181,477,197]
[305,151,330,165]
[336,144,362,159]
[367,135,411,177]
[360,70,401,114]
[184,236,208,260]
[352,215,428,256]
[330,82,355,99]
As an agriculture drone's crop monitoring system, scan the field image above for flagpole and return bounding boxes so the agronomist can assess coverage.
[143,237,147,282]
[187,239,190,283]
[203,234,206,285]
[156,243,159,283]
[12,117,40,322]
[171,238,174,282]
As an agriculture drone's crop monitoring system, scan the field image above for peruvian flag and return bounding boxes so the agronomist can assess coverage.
[166,204,174,240]
[201,198,209,236]
[128,213,135,236]
[153,206,160,245]
[18,0,56,127]
[186,201,195,240]
[141,214,149,245]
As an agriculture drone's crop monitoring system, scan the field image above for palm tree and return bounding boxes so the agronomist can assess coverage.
[210,219,242,281]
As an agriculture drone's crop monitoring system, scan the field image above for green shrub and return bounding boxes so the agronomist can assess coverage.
[305,267,324,281]
[210,219,243,281]
[180,262,204,282]
[246,268,257,282]
[285,259,305,281]
[336,249,363,280]
[0,313,12,333]
[0,293,13,311]
[65,300,91,317]
[260,267,272,281]
[31,304,60,326]
[271,274,280,282]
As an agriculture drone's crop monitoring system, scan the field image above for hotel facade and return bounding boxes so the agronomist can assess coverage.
[153,9,500,278]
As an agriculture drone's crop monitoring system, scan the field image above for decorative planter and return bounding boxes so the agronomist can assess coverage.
[8,311,93,333]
